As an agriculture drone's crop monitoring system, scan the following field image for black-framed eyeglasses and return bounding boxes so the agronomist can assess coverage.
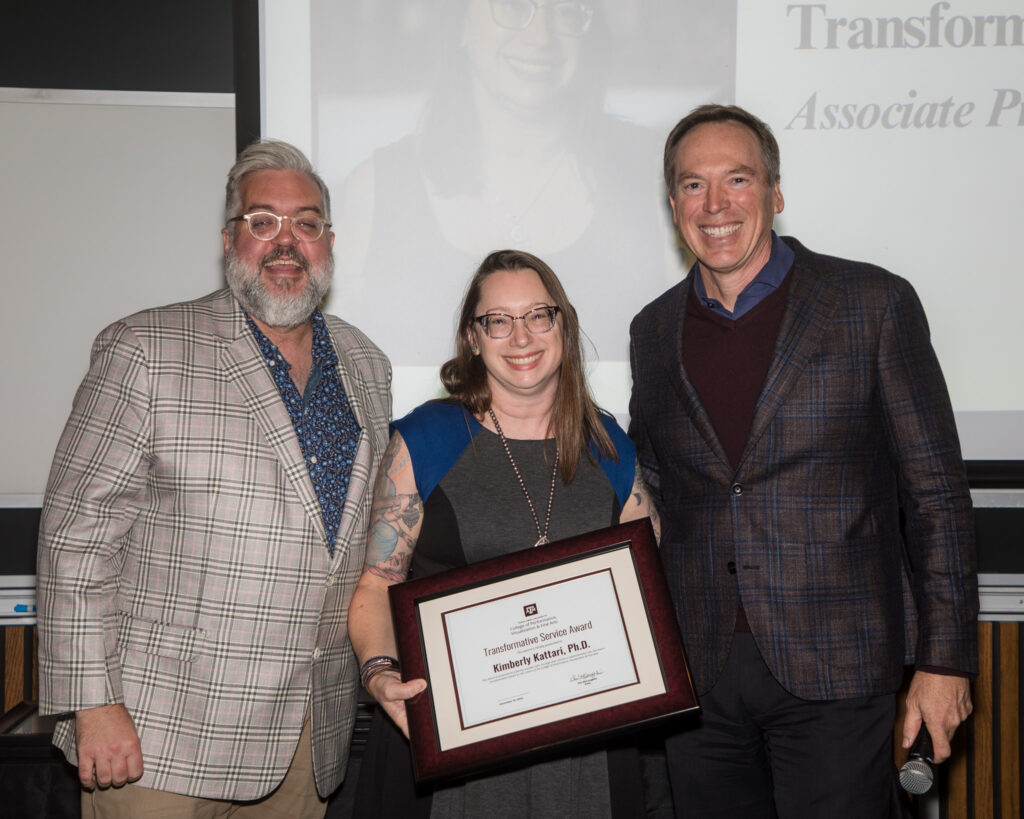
[473,306,560,339]
[227,211,331,242]
[490,0,594,37]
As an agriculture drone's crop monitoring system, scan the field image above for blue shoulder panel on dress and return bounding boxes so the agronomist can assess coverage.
[391,401,480,503]
[592,413,636,510]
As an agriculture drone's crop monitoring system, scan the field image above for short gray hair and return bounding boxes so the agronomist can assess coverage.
[224,139,331,223]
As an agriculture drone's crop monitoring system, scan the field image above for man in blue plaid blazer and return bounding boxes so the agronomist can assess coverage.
[629,105,977,817]
[37,141,391,816]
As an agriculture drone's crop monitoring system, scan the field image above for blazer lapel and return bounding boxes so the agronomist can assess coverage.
[327,333,377,559]
[221,321,329,545]
[738,255,840,469]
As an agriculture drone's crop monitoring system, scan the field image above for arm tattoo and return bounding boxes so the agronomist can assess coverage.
[631,460,661,527]
[365,436,423,582]
[631,462,645,508]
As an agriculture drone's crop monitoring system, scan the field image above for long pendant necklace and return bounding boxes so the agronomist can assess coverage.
[488,409,559,548]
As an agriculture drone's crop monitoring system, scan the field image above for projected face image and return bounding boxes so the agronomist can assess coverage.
[312,0,737,370]
[669,120,784,287]
[463,0,587,112]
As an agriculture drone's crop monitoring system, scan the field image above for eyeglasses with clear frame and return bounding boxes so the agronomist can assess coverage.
[473,306,561,339]
[489,0,594,37]
[226,211,331,242]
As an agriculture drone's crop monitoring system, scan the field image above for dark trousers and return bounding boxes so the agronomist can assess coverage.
[665,632,897,819]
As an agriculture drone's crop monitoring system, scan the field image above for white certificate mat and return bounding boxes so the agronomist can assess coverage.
[444,567,639,728]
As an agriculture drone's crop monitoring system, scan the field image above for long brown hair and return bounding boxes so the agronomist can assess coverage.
[440,250,616,482]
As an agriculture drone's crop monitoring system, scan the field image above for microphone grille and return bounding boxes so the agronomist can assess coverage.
[899,759,934,795]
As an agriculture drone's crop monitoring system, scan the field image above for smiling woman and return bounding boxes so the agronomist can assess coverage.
[346,249,661,817]
[469,268,565,422]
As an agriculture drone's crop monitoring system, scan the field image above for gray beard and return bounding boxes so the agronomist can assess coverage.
[224,245,333,328]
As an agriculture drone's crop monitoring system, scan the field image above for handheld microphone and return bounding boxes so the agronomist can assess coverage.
[899,726,935,795]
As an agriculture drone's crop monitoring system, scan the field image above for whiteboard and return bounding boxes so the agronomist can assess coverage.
[0,89,235,500]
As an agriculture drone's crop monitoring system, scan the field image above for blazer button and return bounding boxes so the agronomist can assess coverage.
[727,561,737,575]
[730,483,743,495]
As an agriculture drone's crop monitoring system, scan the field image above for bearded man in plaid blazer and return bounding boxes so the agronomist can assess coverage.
[629,106,977,817]
[37,140,391,817]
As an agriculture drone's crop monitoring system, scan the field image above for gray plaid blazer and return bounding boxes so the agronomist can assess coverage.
[629,237,978,699]
[37,289,392,799]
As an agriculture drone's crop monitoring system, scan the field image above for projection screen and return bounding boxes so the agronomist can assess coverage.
[263,0,1024,461]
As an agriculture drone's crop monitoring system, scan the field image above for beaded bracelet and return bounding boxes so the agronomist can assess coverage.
[359,655,401,690]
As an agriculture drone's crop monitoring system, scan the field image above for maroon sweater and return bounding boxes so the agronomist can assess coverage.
[682,277,791,468]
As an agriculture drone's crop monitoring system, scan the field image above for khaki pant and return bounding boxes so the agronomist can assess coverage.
[83,708,326,819]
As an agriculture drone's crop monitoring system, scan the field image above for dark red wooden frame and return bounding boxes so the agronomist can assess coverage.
[389,518,699,783]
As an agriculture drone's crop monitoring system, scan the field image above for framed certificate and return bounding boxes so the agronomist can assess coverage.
[389,518,698,782]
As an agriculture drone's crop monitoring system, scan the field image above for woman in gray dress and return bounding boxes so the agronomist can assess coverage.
[348,249,660,817]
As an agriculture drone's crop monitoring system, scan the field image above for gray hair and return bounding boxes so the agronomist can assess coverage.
[224,139,332,223]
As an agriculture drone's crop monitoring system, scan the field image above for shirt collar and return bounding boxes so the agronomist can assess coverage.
[244,309,337,370]
[308,310,338,369]
[692,232,794,320]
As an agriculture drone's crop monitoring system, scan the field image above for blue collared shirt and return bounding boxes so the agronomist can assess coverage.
[246,310,361,556]
[692,232,795,320]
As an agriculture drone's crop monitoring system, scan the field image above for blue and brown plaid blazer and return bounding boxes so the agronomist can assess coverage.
[37,289,392,799]
[629,237,978,699]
